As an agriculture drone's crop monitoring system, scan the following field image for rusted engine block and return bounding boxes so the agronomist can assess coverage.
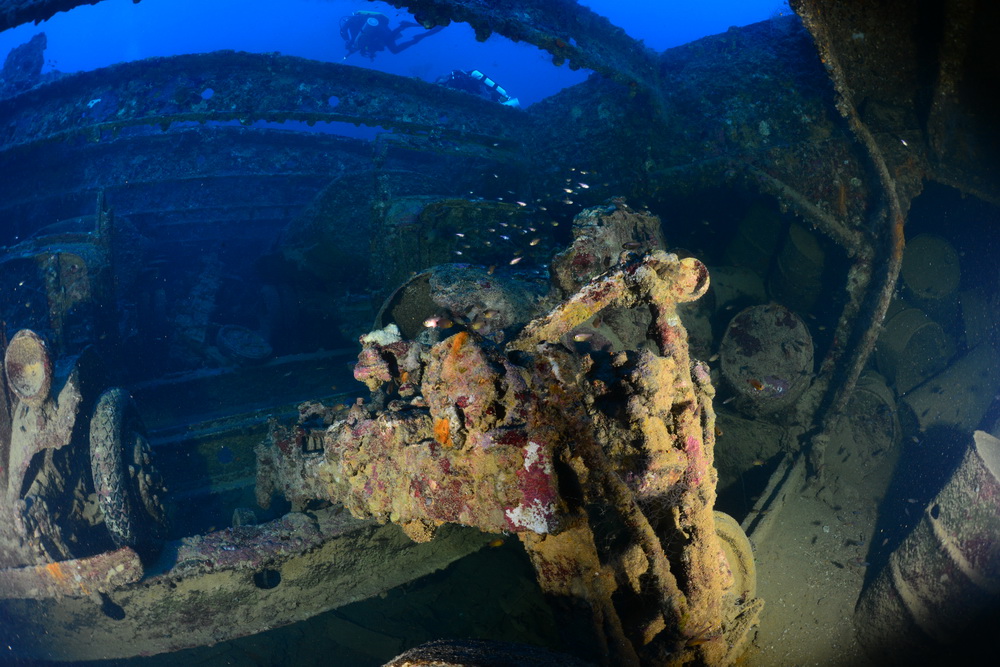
[259,328,562,541]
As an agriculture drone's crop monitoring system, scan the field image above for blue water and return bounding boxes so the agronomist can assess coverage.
[1,0,787,108]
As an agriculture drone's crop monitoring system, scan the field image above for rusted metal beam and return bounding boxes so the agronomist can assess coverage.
[380,0,662,94]
[790,0,915,479]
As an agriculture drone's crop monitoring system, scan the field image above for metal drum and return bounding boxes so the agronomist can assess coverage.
[854,430,1000,663]
[719,304,813,416]
[900,234,961,325]
[875,304,954,395]
[901,343,1000,433]
[824,371,901,504]
[767,223,825,313]
[708,266,767,315]
[723,202,785,275]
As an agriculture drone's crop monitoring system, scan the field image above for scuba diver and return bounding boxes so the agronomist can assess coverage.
[339,11,444,60]
[436,69,521,108]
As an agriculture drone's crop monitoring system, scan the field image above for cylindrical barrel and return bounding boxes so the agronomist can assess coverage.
[767,223,825,313]
[848,371,901,451]
[900,343,1000,433]
[835,371,901,502]
[901,234,961,325]
[723,203,784,275]
[708,266,767,314]
[854,430,1000,663]
[875,304,954,395]
[719,304,813,416]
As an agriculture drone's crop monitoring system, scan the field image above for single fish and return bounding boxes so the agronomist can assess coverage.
[748,375,790,397]
[424,316,453,329]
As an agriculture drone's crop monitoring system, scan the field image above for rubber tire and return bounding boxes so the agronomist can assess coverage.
[90,387,145,549]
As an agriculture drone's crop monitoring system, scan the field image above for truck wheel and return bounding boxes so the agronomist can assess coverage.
[90,387,166,550]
